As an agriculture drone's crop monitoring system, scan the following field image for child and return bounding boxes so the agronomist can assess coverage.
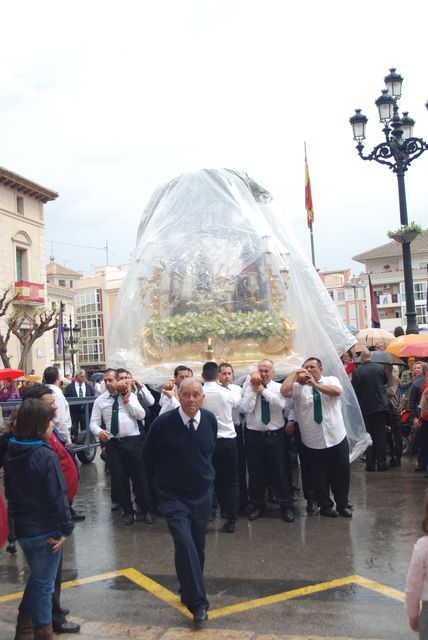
[405,495,428,637]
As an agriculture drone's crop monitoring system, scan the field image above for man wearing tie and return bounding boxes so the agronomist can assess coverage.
[240,359,295,523]
[64,370,96,440]
[281,357,352,518]
[142,378,217,627]
[90,369,147,525]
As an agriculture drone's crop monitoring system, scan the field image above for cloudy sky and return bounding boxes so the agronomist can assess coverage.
[1,0,427,275]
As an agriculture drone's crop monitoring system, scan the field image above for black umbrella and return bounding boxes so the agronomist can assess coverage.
[355,351,405,365]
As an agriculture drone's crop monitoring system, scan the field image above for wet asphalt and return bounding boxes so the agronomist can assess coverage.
[0,452,425,639]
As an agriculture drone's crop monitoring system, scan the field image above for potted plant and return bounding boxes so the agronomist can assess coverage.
[387,222,423,244]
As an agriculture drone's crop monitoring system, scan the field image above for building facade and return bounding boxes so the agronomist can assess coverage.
[319,269,367,329]
[0,167,58,372]
[353,230,428,332]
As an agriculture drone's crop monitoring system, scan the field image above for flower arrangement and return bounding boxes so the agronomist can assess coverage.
[387,222,423,242]
[146,309,292,345]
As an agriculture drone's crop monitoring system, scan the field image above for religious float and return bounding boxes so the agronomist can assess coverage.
[108,168,370,459]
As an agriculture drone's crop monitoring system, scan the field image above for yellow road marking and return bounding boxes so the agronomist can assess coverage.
[0,569,405,619]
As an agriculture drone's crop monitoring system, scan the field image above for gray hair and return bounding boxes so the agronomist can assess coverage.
[360,350,371,362]
[178,377,204,395]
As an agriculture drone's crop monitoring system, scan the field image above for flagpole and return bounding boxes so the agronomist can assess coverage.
[304,143,317,269]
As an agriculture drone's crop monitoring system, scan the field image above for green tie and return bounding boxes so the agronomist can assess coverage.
[79,383,83,398]
[312,388,323,424]
[110,395,119,436]
[261,391,270,425]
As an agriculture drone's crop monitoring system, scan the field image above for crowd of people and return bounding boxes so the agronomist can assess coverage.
[1,346,428,636]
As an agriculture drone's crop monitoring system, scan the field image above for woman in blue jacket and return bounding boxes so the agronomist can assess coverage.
[5,399,74,640]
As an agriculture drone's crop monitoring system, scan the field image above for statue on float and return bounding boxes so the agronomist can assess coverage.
[108,168,370,459]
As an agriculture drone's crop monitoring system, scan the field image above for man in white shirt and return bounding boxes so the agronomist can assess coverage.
[202,362,240,533]
[281,357,352,518]
[159,365,193,415]
[241,359,295,523]
[90,368,148,525]
[43,367,72,445]
[218,363,247,514]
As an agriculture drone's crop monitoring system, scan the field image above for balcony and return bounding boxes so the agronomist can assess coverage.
[375,293,400,307]
[14,281,45,305]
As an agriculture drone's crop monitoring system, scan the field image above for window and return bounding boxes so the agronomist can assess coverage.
[337,290,345,301]
[58,279,66,287]
[416,305,427,324]
[16,247,27,281]
[75,289,102,314]
[328,290,334,300]
[415,283,425,301]
[16,195,24,215]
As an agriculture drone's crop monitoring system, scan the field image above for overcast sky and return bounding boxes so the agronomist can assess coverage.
[2,0,427,276]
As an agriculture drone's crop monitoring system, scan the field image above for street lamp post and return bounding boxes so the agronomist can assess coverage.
[62,315,81,377]
[350,68,428,334]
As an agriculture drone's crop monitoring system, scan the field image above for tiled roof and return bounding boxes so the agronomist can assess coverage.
[46,261,82,277]
[353,229,428,262]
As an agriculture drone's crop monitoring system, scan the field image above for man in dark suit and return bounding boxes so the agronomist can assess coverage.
[142,378,217,627]
[64,370,96,440]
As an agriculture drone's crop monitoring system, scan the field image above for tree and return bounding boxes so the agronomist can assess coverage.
[0,285,19,368]
[7,305,58,371]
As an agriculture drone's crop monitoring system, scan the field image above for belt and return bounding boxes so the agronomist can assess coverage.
[249,428,284,438]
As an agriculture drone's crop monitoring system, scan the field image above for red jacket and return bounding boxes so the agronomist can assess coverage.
[48,429,78,504]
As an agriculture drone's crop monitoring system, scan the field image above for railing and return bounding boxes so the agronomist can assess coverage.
[0,397,99,461]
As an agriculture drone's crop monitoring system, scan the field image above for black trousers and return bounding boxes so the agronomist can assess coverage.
[106,435,151,515]
[293,424,317,502]
[245,428,292,509]
[212,438,239,522]
[235,423,248,511]
[303,436,350,511]
[159,488,212,614]
[363,411,387,469]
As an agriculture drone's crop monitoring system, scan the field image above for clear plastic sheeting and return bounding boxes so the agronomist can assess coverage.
[108,168,369,460]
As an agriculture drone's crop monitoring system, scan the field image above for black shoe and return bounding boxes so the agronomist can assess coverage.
[338,507,353,518]
[320,507,338,518]
[6,542,17,554]
[281,507,295,523]
[221,520,235,533]
[193,606,208,627]
[306,499,318,514]
[377,464,391,472]
[122,513,135,526]
[248,508,263,521]
[70,507,86,522]
[111,502,121,512]
[52,620,81,634]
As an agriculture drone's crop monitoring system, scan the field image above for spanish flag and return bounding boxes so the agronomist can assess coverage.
[305,144,314,230]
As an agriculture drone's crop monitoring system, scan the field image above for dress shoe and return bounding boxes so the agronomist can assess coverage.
[248,508,263,521]
[338,507,353,518]
[52,620,81,634]
[221,520,235,533]
[320,507,338,518]
[193,606,208,627]
[281,507,295,523]
[70,507,86,522]
[111,502,121,512]
[306,499,318,514]
[122,513,135,526]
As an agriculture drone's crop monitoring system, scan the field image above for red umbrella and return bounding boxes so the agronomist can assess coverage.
[399,342,428,358]
[0,368,25,381]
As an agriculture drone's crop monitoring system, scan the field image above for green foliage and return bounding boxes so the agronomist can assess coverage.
[387,222,423,239]
[146,309,292,345]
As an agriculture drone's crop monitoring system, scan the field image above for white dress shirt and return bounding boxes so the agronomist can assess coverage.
[240,380,286,431]
[90,390,146,439]
[74,381,86,396]
[47,384,72,444]
[291,376,346,449]
[202,381,235,439]
[137,385,155,406]
[227,383,243,426]
[283,397,297,422]
[159,393,180,415]
[178,407,201,430]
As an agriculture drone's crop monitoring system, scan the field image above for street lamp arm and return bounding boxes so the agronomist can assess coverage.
[355,137,428,173]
